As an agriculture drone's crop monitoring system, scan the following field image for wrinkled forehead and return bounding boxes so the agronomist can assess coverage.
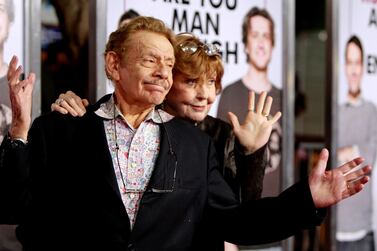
[126,31,175,59]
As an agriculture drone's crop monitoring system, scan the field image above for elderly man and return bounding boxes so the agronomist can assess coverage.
[0,16,371,251]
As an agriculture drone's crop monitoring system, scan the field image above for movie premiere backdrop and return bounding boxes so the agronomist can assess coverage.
[336,0,377,246]
[1,0,24,110]
[103,0,296,203]
[0,0,40,120]
[105,0,283,116]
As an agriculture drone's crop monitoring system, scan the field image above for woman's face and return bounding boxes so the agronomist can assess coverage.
[165,71,217,122]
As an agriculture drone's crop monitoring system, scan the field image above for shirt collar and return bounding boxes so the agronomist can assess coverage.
[94,94,174,123]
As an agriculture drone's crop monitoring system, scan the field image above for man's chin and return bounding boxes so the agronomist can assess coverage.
[148,96,166,106]
[250,61,268,72]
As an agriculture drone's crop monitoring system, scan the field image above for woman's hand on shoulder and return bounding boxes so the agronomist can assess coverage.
[51,91,89,117]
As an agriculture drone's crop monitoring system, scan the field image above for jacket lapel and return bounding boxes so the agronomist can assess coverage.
[82,98,123,201]
[146,119,180,191]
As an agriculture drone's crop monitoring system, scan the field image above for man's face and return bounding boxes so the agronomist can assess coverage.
[246,15,273,72]
[0,0,10,45]
[165,71,217,122]
[345,42,363,94]
[114,31,175,107]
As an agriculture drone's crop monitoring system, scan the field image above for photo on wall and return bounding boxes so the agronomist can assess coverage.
[0,0,24,143]
[0,1,25,251]
[336,0,377,250]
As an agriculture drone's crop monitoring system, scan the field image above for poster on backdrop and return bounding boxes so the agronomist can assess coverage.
[106,0,285,249]
[337,0,377,250]
[106,0,285,202]
[106,0,282,115]
[0,1,25,251]
[0,0,24,141]
[107,0,284,200]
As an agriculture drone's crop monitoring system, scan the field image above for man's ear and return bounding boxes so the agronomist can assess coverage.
[105,51,121,81]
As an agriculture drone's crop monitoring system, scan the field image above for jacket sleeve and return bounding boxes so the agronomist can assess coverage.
[222,130,267,202]
[0,136,31,224]
[234,139,267,202]
[0,117,45,224]
[207,140,325,246]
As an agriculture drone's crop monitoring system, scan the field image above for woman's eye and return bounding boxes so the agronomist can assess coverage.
[185,79,197,86]
[208,79,216,85]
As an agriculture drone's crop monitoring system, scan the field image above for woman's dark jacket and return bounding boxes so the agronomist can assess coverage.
[197,115,266,202]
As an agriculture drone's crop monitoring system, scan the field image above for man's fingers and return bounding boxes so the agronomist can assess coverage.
[7,56,18,80]
[313,148,329,175]
[23,73,36,87]
[15,72,35,92]
[346,176,369,197]
[9,66,22,87]
[340,157,365,176]
[345,165,371,182]
[27,72,36,82]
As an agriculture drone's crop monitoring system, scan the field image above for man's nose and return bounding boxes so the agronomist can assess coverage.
[154,63,170,79]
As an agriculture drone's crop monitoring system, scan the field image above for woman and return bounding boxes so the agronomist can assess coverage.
[52,33,281,250]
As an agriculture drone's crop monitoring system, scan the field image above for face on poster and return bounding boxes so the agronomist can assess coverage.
[336,1,377,244]
[338,0,377,105]
[106,0,283,115]
[2,0,23,72]
[0,0,23,141]
[0,0,24,101]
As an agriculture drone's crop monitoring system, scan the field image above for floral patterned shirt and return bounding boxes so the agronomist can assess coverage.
[95,95,173,228]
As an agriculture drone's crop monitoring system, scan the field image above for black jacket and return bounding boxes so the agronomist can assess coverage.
[197,115,266,202]
[0,96,324,251]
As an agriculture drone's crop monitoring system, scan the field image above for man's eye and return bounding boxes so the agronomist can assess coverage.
[166,63,174,68]
[145,58,155,63]
[208,79,216,85]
